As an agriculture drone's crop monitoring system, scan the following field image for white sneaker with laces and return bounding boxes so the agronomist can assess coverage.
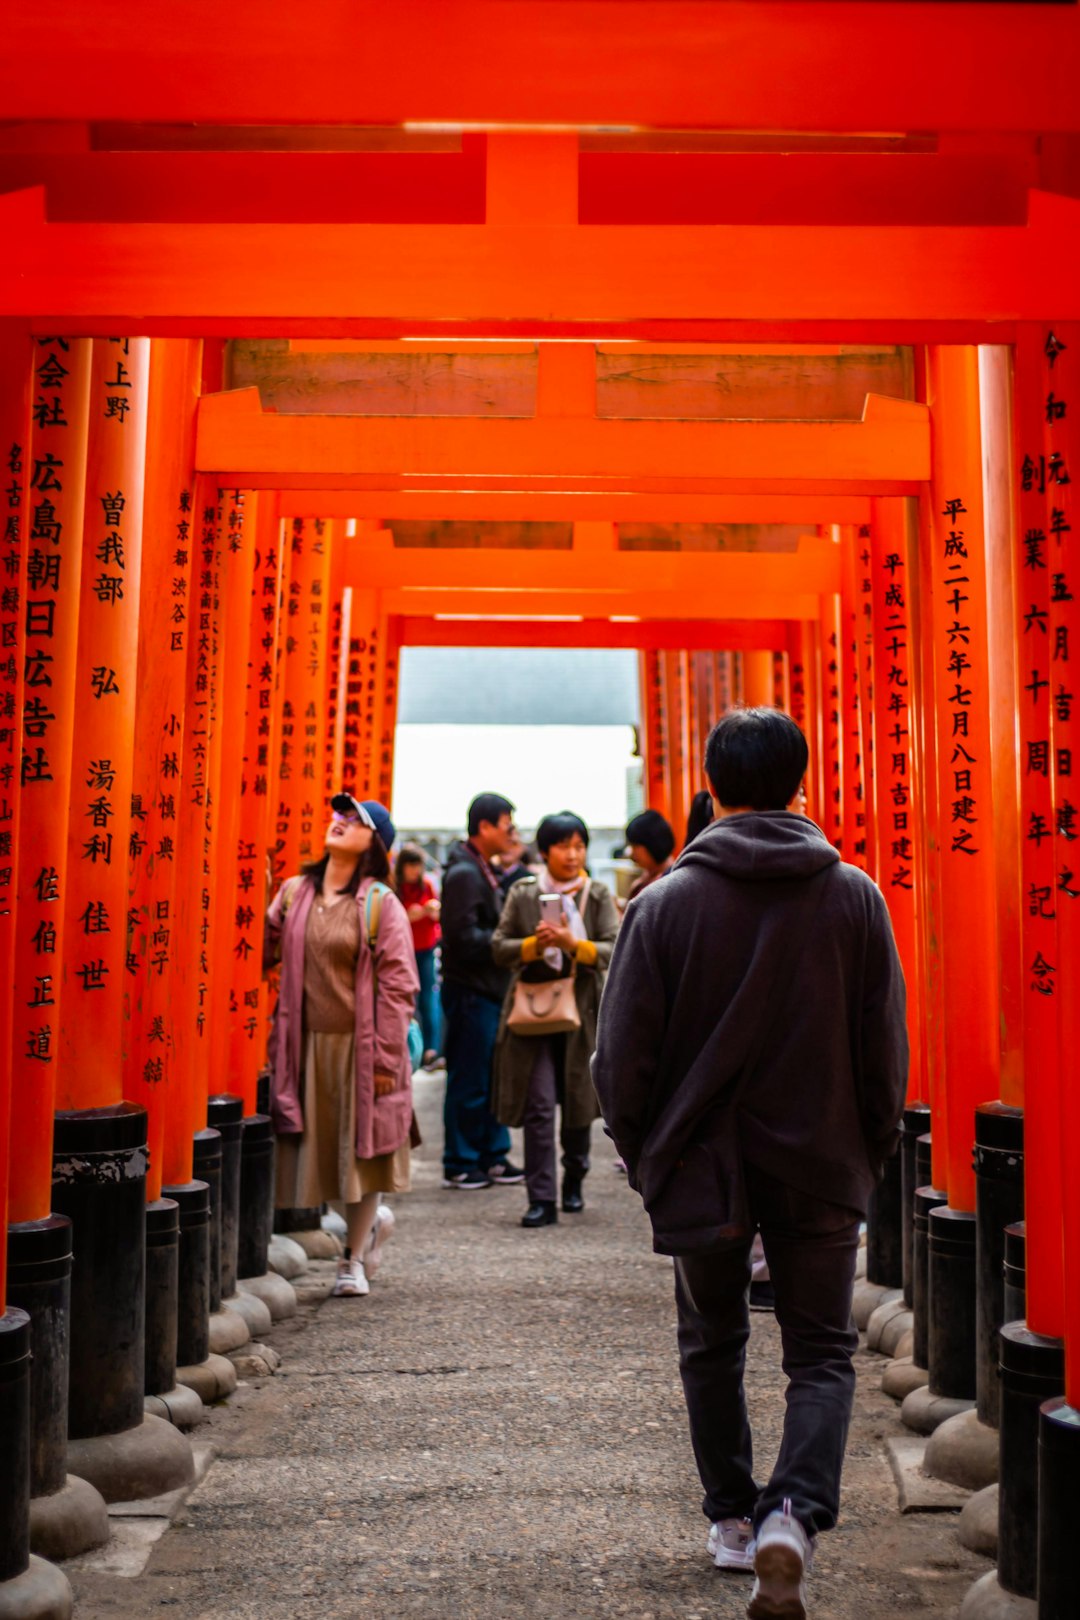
[363,1204,396,1279]
[332,1256,369,1298]
[707,1517,755,1572]
[747,1499,813,1619]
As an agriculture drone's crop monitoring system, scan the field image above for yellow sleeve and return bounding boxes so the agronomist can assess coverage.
[574,939,598,966]
[521,936,540,963]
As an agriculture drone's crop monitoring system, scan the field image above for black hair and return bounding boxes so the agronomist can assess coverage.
[301,833,391,896]
[393,842,426,893]
[467,791,515,837]
[625,809,675,865]
[704,706,809,811]
[535,811,590,854]
[685,790,714,846]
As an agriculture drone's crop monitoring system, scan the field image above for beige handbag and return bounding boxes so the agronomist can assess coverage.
[507,965,581,1036]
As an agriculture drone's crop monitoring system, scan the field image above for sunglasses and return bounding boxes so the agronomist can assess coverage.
[329,803,375,830]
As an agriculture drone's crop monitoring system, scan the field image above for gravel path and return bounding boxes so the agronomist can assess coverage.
[69,1073,988,1619]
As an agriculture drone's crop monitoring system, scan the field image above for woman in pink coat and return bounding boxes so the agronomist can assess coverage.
[265,794,419,1298]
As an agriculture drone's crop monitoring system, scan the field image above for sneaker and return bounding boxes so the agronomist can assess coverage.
[332,1256,369,1298]
[749,1281,776,1313]
[363,1204,395,1279]
[441,1168,493,1190]
[747,1500,813,1620]
[486,1160,525,1185]
[613,1157,628,1174]
[708,1517,756,1572]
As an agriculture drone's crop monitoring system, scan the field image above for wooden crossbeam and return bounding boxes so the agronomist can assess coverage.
[398,616,791,650]
[277,490,873,523]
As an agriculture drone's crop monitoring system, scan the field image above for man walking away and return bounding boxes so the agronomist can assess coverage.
[593,709,907,1620]
[440,792,525,1190]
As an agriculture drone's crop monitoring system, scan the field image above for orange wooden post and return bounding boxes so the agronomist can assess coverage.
[787,623,816,822]
[716,652,733,717]
[7,338,92,1227]
[854,525,879,878]
[771,649,790,714]
[664,650,689,847]
[924,345,1001,1215]
[840,531,869,870]
[341,586,379,798]
[695,650,715,760]
[869,497,924,1107]
[1010,326,1064,1343]
[819,597,844,851]
[0,324,32,1311]
[324,519,348,800]
[375,611,402,810]
[684,649,701,803]
[274,516,332,884]
[742,648,773,709]
[639,650,670,820]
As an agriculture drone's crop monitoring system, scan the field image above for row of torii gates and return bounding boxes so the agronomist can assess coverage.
[2,5,1080,1618]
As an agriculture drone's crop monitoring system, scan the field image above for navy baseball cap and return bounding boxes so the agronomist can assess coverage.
[330,792,395,851]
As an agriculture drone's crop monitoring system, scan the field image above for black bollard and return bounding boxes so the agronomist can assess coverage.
[996,1325,1063,1600]
[913,1183,948,1372]
[237,1114,276,1281]
[6,1216,72,1501]
[973,1103,1024,1429]
[916,1130,933,1192]
[52,1103,148,1439]
[0,1306,31,1584]
[866,1147,903,1289]
[208,1095,243,1300]
[273,1206,322,1235]
[1037,1397,1080,1619]
[900,1102,931,1307]
[144,1199,179,1399]
[191,1128,222,1313]
[1003,1222,1026,1326]
[927,1205,978,1400]
[166,1181,211,1369]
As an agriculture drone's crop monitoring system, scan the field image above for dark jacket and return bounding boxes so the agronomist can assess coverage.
[592,812,908,1237]
[491,876,621,1129]
[440,840,511,1003]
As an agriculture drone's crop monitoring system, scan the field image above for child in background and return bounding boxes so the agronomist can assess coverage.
[395,843,444,1069]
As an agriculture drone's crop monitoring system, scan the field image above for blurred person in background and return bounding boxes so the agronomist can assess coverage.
[625,808,676,901]
[492,811,620,1227]
[685,790,715,847]
[395,842,444,1069]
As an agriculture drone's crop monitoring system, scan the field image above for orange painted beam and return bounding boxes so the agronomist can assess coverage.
[397,618,792,650]
[3,3,1080,134]
[5,187,1080,329]
[195,389,929,488]
[382,589,826,621]
[276,491,874,525]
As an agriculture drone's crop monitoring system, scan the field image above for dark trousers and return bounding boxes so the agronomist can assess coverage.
[441,981,512,1175]
[415,947,442,1055]
[673,1162,860,1535]
[522,1037,591,1203]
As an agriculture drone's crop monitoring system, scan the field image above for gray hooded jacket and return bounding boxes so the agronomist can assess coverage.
[592,812,908,1229]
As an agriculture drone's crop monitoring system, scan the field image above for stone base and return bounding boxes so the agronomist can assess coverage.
[28,1476,109,1561]
[853,1280,899,1332]
[321,1207,347,1238]
[229,1341,282,1379]
[290,1226,340,1260]
[893,1328,915,1361]
[924,1409,999,1491]
[268,1233,308,1280]
[959,1483,999,1558]
[867,1296,914,1357]
[0,1556,72,1620]
[238,1271,297,1321]
[901,1383,976,1435]
[886,1434,971,1512]
[144,1383,207,1430]
[959,1570,1036,1620]
[175,1354,238,1404]
[882,1355,929,1402]
[221,1290,272,1337]
[65,1413,194,1505]
[207,1306,250,1355]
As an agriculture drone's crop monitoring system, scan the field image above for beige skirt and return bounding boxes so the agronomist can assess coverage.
[275,1030,411,1208]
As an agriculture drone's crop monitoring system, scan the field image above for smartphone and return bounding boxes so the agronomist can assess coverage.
[539,894,563,927]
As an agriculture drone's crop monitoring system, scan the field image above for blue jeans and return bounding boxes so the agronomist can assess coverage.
[415,948,442,1055]
[441,980,512,1175]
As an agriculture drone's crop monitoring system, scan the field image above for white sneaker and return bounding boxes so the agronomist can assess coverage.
[707,1517,755,1572]
[331,1256,369,1298]
[363,1205,396,1279]
[747,1500,813,1619]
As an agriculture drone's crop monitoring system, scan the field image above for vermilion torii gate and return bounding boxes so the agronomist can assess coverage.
[1,6,1080,1615]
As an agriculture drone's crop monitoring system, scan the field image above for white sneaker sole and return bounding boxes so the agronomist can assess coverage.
[707,1526,755,1573]
[331,1282,369,1297]
[747,1544,807,1619]
[365,1209,395,1279]
[441,1178,492,1190]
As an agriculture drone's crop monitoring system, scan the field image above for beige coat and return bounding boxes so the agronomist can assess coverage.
[491,876,620,1129]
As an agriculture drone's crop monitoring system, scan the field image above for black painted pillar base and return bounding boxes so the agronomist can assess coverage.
[928,1205,978,1400]
[207,1097,243,1302]
[974,1104,1024,1429]
[1004,1222,1026,1326]
[866,1146,903,1290]
[1037,1398,1080,1619]
[913,1183,948,1372]
[0,1307,73,1616]
[237,1114,275,1283]
[997,1326,1063,1601]
[191,1128,222,1313]
[273,1206,322,1235]
[164,1181,210,1369]
[144,1199,179,1399]
[901,1102,931,1308]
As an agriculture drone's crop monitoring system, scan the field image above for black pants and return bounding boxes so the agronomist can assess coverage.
[673,1162,860,1535]
[523,1037,591,1203]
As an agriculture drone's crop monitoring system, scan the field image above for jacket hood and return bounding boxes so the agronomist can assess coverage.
[676,812,841,882]
[444,839,473,872]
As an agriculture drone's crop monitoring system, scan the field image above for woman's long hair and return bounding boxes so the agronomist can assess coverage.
[301,833,390,897]
[393,841,427,896]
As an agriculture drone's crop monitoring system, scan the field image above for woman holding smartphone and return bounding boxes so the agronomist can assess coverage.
[491,812,620,1227]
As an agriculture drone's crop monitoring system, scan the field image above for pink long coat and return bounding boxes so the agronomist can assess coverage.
[264,875,420,1161]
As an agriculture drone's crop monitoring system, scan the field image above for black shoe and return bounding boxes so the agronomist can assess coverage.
[441,1168,493,1190]
[521,1201,558,1228]
[487,1160,525,1185]
[749,1280,776,1313]
[562,1181,584,1214]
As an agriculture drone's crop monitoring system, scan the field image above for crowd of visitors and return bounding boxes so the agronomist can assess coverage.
[263,708,908,1620]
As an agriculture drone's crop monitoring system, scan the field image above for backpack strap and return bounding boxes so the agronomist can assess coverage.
[363,880,391,954]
